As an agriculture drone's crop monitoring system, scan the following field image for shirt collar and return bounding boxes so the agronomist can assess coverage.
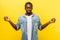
[23,13,35,17]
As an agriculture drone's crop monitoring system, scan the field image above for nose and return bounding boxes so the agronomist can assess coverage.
[27,7,31,10]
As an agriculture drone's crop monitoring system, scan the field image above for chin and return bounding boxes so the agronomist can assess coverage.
[27,12,31,13]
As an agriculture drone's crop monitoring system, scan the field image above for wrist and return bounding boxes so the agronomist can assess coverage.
[8,20,11,22]
[48,21,51,24]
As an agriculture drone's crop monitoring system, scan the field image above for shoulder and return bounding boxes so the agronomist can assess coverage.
[33,14,40,20]
[18,15,25,20]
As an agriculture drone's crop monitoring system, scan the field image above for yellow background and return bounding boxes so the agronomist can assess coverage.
[0,0,60,40]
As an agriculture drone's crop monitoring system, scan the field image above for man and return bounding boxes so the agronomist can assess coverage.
[4,2,56,40]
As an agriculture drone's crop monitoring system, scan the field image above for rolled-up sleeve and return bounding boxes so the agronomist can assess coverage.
[16,18,21,30]
[38,18,42,30]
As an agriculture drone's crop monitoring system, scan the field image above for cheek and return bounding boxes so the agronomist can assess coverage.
[25,8,32,12]
[25,7,32,10]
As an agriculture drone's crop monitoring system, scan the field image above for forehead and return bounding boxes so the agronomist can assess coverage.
[26,4,31,7]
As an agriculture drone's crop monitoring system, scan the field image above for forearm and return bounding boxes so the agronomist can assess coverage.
[8,21,17,30]
[41,22,51,30]
[39,18,56,30]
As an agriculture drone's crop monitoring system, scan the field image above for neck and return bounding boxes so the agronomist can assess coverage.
[25,12,32,16]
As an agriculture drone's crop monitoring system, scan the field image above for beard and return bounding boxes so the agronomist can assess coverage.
[26,10,32,14]
[25,11,32,15]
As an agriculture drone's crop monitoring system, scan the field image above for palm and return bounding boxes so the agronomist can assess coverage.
[49,18,56,23]
[4,16,10,22]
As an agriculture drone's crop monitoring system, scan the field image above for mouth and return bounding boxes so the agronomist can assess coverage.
[27,11,30,12]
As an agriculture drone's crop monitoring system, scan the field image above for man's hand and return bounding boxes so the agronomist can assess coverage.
[4,16,11,22]
[4,16,18,30]
[39,18,56,30]
[49,18,56,23]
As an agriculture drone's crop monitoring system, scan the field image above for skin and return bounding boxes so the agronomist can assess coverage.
[4,4,56,31]
[25,4,33,16]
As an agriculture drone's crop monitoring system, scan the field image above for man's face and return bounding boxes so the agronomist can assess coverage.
[25,4,32,13]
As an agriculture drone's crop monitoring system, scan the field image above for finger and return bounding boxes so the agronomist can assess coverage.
[54,18,56,22]
[4,16,6,21]
[4,16,8,21]
[52,18,56,23]
[5,16,8,18]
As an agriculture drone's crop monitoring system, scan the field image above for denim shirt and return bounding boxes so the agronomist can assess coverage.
[16,14,42,40]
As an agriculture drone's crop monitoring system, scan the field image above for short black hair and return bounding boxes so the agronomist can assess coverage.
[25,2,33,8]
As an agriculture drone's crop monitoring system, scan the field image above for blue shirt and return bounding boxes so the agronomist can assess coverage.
[16,14,42,40]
